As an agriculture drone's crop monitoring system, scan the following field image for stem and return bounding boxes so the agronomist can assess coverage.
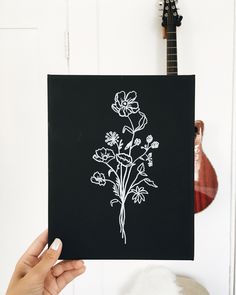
[116,142,120,153]
[120,115,137,192]
[124,164,135,192]
[130,178,146,188]
[105,179,116,185]
[124,190,133,202]
[120,165,123,198]
[116,163,120,174]
[133,146,151,164]
[130,145,136,151]
[129,173,140,190]
[128,116,136,156]
[128,115,135,131]
[105,162,120,180]
[119,201,127,244]
[123,166,128,191]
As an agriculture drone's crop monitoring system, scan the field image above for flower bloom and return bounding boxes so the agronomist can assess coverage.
[90,172,106,186]
[146,152,153,167]
[151,141,159,149]
[134,138,141,146]
[111,91,140,117]
[131,186,149,204]
[116,153,133,167]
[146,135,153,143]
[105,131,119,146]
[93,147,115,163]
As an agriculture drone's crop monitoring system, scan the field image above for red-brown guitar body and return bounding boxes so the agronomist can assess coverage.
[194,121,218,213]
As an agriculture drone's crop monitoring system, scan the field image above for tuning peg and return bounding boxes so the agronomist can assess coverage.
[176,15,183,26]
[158,2,163,11]
[155,1,163,9]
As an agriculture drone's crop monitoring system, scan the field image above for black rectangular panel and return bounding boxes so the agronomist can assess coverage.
[48,75,195,260]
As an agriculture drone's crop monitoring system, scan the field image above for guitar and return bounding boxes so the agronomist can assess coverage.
[161,0,218,213]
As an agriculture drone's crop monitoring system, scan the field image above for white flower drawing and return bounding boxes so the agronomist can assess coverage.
[90,90,159,244]
[131,186,149,204]
[90,172,106,186]
[151,141,159,149]
[147,153,153,167]
[111,91,140,117]
[93,147,115,163]
[105,131,119,146]
[134,138,141,146]
[146,135,153,143]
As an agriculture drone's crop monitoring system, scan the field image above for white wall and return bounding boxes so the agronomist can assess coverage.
[0,0,235,294]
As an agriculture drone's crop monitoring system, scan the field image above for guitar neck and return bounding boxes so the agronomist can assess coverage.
[167,25,178,76]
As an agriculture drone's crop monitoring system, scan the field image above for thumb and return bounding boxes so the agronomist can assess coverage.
[31,238,62,280]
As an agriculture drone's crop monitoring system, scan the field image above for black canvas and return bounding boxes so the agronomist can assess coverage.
[48,75,195,260]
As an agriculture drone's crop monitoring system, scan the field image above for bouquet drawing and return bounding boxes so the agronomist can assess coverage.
[90,90,159,244]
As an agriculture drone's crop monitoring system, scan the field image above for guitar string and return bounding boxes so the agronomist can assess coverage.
[166,2,177,76]
[167,28,177,75]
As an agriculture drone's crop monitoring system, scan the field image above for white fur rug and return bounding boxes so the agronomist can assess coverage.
[122,266,182,295]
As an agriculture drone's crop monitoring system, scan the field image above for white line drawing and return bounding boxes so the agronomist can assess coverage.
[90,90,159,244]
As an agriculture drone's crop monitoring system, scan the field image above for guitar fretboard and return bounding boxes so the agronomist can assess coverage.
[167,26,178,76]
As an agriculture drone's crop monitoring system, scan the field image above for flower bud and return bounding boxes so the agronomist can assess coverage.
[146,135,153,143]
[151,141,159,149]
[134,138,141,146]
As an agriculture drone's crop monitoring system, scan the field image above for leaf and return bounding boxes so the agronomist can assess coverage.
[137,163,145,173]
[135,112,148,132]
[118,139,123,150]
[116,153,133,167]
[116,163,120,172]
[122,125,133,134]
[141,172,148,177]
[137,163,148,176]
[115,176,120,186]
[110,198,120,207]
[112,184,120,197]
[144,178,158,188]
[108,169,112,177]
[125,140,132,150]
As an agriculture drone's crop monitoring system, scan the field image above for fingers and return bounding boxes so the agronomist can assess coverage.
[30,238,62,281]
[19,229,48,262]
[56,265,86,291]
[15,229,48,278]
[52,260,84,277]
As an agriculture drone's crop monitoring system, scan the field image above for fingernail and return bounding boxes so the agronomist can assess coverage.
[50,238,61,251]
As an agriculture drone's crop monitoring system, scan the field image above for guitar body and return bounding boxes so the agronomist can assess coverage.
[161,1,218,213]
[194,121,218,213]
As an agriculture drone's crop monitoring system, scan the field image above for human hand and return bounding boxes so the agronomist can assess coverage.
[5,229,86,295]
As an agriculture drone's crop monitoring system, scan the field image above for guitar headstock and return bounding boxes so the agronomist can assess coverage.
[160,0,183,28]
